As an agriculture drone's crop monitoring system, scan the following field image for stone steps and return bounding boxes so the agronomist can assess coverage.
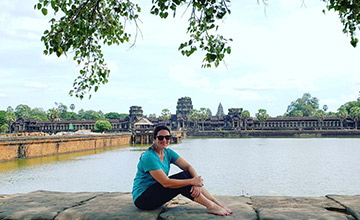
[0,191,359,220]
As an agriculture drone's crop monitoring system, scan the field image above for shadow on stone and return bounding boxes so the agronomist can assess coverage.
[327,195,360,220]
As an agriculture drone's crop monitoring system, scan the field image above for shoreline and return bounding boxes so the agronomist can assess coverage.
[0,133,131,162]
[1,130,360,162]
[187,129,360,138]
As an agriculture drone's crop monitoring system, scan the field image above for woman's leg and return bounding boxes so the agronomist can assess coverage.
[135,171,194,210]
[170,171,231,216]
[135,171,231,215]
[198,187,233,214]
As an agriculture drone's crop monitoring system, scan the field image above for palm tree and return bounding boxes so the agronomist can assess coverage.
[47,108,60,134]
[350,106,360,129]
[70,104,76,112]
[241,110,250,130]
[199,108,209,131]
[337,107,348,129]
[189,109,199,130]
[256,109,269,130]
[315,110,326,130]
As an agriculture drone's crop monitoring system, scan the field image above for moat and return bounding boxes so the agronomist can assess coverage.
[1,138,359,196]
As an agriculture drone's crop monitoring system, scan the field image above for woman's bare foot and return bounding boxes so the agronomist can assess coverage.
[207,204,230,216]
[220,205,233,214]
[213,201,233,215]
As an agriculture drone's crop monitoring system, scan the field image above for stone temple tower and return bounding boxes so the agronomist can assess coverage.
[176,97,193,128]
[129,106,143,128]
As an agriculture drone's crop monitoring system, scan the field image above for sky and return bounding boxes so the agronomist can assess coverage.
[0,0,359,117]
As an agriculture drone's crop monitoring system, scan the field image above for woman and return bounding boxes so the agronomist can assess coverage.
[132,125,232,216]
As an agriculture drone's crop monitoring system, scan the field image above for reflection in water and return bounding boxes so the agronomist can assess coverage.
[1,138,360,197]
[0,145,131,173]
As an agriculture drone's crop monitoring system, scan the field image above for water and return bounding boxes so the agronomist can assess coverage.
[1,138,360,196]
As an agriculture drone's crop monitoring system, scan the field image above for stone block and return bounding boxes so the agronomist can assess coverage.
[55,192,161,220]
[251,196,353,220]
[327,195,360,220]
[0,190,103,220]
[159,195,257,220]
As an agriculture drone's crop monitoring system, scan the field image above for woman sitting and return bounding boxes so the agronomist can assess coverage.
[132,125,232,216]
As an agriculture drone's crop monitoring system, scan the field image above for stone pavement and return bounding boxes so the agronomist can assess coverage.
[0,191,359,220]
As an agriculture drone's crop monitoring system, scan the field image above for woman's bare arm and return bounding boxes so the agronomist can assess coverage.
[174,157,199,178]
[149,169,202,188]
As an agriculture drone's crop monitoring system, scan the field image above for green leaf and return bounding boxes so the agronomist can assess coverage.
[41,8,48,16]
[226,47,231,54]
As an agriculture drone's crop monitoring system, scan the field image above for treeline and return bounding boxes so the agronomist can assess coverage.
[0,102,128,132]
[2,93,360,133]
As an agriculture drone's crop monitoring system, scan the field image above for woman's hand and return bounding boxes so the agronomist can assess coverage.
[190,186,202,198]
[191,176,203,187]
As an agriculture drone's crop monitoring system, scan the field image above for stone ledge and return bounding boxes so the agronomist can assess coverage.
[0,191,359,220]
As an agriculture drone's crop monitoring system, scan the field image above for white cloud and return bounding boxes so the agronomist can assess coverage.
[169,65,209,89]
[0,93,6,97]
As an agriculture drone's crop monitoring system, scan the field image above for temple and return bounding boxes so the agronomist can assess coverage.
[10,97,357,134]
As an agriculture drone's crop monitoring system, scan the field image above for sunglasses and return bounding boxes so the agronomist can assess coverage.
[156,135,171,140]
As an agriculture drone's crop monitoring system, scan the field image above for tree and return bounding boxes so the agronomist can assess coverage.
[286,93,319,117]
[35,0,232,99]
[148,113,157,118]
[15,104,31,118]
[189,109,199,129]
[315,110,326,130]
[161,109,171,126]
[95,120,112,132]
[293,110,304,117]
[78,109,105,120]
[323,105,328,112]
[28,107,48,120]
[119,113,129,118]
[70,104,76,112]
[64,112,80,120]
[341,101,360,114]
[256,109,269,130]
[0,111,7,129]
[323,0,360,47]
[199,107,209,131]
[350,106,360,129]
[337,107,348,129]
[47,108,60,134]
[5,107,16,133]
[105,112,121,119]
[55,102,68,120]
[216,103,225,117]
[241,110,250,130]
[0,123,9,133]
[34,0,360,99]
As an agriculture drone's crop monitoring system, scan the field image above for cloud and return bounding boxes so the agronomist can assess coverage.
[0,93,6,97]
[169,65,209,89]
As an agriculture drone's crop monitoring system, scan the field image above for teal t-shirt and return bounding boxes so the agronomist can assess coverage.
[132,147,180,203]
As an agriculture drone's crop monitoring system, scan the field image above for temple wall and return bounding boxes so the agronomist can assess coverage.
[187,129,360,137]
[0,133,131,162]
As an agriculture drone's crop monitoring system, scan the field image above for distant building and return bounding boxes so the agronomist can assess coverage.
[10,97,358,134]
